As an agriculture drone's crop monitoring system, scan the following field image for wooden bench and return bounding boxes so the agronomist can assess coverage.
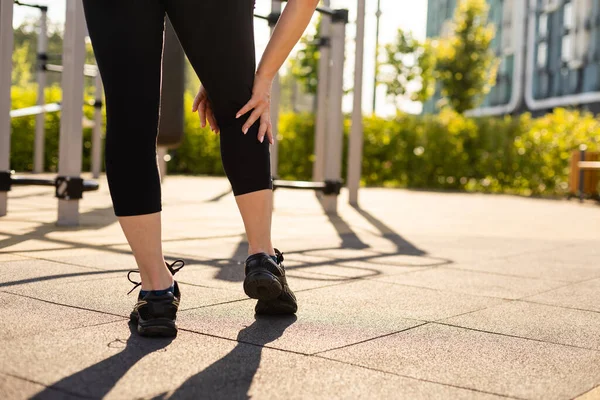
[572,147,600,202]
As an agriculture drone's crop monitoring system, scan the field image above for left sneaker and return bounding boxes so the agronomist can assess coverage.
[244,249,297,315]
[128,259,185,337]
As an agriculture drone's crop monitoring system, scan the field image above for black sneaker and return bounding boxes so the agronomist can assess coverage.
[127,259,185,337]
[244,249,297,315]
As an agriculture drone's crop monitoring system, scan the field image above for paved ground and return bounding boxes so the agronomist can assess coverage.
[1,175,600,399]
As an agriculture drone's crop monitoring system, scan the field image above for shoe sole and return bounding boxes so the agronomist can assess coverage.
[138,318,178,338]
[244,271,283,301]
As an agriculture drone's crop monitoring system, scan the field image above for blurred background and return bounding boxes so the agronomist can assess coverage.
[7,0,600,200]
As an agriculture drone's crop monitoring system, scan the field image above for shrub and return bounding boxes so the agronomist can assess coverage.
[9,85,600,197]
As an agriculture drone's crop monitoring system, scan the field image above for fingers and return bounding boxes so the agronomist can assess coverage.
[261,114,273,144]
[236,98,258,120]
[197,100,207,128]
[242,106,263,135]
[192,90,204,112]
[207,107,219,134]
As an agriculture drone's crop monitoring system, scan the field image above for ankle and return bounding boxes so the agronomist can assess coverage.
[248,246,275,257]
[141,265,174,291]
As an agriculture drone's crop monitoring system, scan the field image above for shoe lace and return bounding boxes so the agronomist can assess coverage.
[274,248,284,264]
[127,259,185,295]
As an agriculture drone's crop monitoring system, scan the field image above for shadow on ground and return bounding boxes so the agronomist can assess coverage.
[28,316,296,400]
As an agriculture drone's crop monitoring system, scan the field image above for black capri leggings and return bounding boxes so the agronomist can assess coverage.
[82,0,272,217]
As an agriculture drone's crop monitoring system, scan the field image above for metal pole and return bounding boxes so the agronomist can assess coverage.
[579,144,587,202]
[322,10,348,214]
[157,147,167,182]
[0,2,14,217]
[57,0,86,226]
[91,70,103,178]
[348,0,366,205]
[270,0,282,179]
[372,0,382,114]
[312,0,332,182]
[33,7,48,173]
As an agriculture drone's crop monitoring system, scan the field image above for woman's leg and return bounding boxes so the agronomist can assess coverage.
[82,0,172,291]
[165,0,275,257]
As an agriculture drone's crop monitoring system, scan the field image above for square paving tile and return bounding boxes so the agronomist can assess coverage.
[0,292,123,341]
[322,323,600,399]
[178,280,503,354]
[6,274,245,317]
[444,300,600,350]
[376,267,566,299]
[526,278,600,313]
[0,321,508,400]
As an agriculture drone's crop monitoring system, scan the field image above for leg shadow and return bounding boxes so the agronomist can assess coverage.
[30,323,174,399]
[351,205,426,256]
[167,315,297,400]
[325,213,369,250]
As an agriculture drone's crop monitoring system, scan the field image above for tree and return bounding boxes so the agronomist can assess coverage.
[380,28,436,108]
[289,16,321,96]
[435,0,498,114]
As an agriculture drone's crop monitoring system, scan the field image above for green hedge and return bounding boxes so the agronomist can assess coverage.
[9,84,97,172]
[9,86,600,197]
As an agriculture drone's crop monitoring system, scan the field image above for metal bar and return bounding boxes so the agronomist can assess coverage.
[276,0,335,16]
[312,0,331,182]
[0,1,14,216]
[321,11,347,214]
[11,176,99,191]
[578,161,600,169]
[34,7,48,173]
[46,63,98,77]
[348,0,366,205]
[57,0,86,226]
[10,103,61,118]
[13,1,47,10]
[274,180,326,190]
[270,0,282,179]
[91,73,103,178]
[372,0,381,114]
[579,146,586,202]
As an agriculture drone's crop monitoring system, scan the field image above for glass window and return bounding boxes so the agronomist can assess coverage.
[502,0,514,54]
[538,42,548,68]
[563,2,573,30]
[539,13,548,38]
[562,35,573,62]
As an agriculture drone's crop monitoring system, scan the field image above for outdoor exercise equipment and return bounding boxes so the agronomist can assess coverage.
[1,0,99,225]
[256,0,363,213]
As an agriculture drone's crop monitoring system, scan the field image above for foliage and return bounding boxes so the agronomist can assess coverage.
[289,16,321,96]
[381,29,436,106]
[9,84,98,172]
[9,85,600,198]
[435,0,499,113]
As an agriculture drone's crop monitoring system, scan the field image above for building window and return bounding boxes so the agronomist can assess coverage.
[501,0,514,54]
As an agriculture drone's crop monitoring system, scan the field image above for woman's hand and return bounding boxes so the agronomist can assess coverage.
[192,85,219,134]
[236,74,274,144]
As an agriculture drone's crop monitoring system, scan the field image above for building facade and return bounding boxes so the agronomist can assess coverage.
[424,0,600,115]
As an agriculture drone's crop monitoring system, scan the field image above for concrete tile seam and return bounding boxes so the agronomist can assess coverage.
[1,290,127,320]
[520,299,600,316]
[433,321,600,353]
[176,327,313,357]
[366,279,518,301]
[0,371,94,399]
[432,302,514,324]
[440,265,572,284]
[574,383,600,399]
[313,354,524,400]
[311,322,430,356]
[517,278,600,303]
[0,270,128,290]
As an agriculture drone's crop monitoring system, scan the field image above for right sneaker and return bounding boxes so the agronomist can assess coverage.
[128,259,185,337]
[243,249,297,315]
